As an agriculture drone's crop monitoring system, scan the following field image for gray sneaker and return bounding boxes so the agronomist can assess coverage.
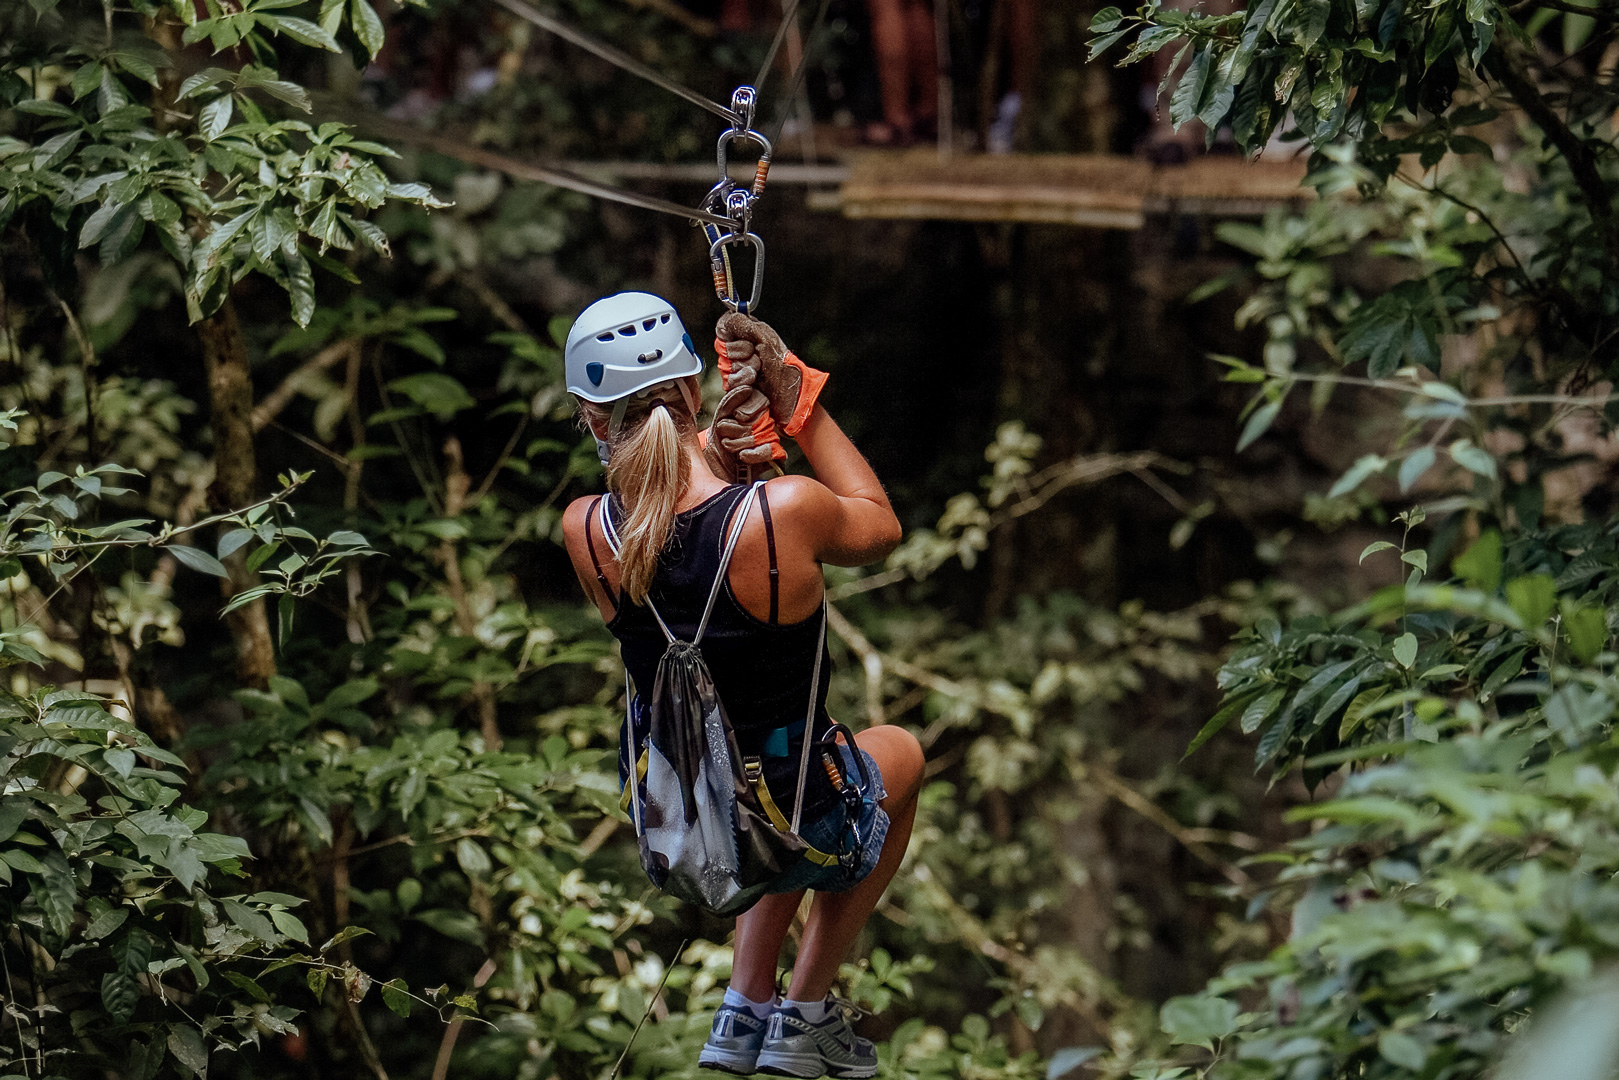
[755,999,876,1079]
[699,1001,770,1075]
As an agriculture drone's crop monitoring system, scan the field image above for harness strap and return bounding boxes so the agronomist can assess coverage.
[788,600,827,833]
[694,482,763,644]
[584,497,618,615]
[598,495,677,643]
[759,485,780,624]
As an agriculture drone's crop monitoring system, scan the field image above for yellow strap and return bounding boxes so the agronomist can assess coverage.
[752,772,839,867]
[619,748,649,812]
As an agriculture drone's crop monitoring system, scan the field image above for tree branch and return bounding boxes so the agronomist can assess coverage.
[1486,43,1619,268]
[251,338,359,433]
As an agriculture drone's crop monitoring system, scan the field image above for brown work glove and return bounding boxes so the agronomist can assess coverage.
[700,354,779,484]
[715,313,829,438]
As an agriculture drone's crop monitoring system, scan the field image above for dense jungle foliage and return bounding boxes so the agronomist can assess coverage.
[3,0,1619,1073]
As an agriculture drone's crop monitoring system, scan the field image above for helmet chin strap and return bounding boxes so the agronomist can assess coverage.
[596,380,700,466]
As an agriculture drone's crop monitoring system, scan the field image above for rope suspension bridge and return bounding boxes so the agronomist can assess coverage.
[337,0,1311,283]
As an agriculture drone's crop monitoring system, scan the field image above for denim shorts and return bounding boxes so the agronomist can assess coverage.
[764,743,890,895]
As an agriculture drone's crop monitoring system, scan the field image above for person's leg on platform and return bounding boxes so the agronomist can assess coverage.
[867,0,915,141]
[902,0,939,135]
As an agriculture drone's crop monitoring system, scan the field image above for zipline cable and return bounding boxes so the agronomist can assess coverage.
[335,108,740,228]
[489,0,740,124]
[764,0,833,145]
[753,0,806,94]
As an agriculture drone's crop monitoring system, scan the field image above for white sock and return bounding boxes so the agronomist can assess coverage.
[783,996,831,1022]
[723,985,776,1019]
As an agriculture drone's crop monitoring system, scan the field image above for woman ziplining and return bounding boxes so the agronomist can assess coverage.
[560,293,925,1079]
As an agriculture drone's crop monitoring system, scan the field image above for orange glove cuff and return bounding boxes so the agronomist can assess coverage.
[781,352,828,437]
[750,411,789,462]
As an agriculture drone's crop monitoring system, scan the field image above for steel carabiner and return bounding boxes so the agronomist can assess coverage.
[708,229,765,314]
[718,86,774,199]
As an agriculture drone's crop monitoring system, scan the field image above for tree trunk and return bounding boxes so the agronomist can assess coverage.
[197,296,276,688]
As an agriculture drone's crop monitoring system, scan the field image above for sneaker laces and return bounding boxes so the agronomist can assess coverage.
[827,995,866,1023]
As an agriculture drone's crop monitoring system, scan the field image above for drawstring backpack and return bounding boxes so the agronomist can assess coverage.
[600,482,859,916]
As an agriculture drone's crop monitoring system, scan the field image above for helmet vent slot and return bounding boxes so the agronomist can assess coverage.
[618,325,637,336]
[642,319,657,331]
[596,333,614,343]
[660,314,671,323]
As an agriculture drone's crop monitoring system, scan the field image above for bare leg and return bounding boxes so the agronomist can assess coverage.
[903,0,938,127]
[867,0,915,135]
[731,889,803,1002]
[786,725,925,1002]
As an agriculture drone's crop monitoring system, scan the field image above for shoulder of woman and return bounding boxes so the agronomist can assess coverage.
[561,495,602,552]
[759,474,836,530]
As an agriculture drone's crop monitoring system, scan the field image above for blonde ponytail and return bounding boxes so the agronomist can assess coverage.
[604,401,689,605]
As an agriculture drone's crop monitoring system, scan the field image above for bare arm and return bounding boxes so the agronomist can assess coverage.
[774,404,901,567]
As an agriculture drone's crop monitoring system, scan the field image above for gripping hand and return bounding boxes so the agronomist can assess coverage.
[715,313,828,438]
[701,347,782,484]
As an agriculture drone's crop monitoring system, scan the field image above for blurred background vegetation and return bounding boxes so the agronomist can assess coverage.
[4,0,1619,1075]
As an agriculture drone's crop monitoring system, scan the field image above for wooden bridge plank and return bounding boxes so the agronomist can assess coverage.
[837,150,1310,227]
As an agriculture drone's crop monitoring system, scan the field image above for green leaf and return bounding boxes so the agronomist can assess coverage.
[218,527,255,560]
[167,1025,209,1078]
[271,908,310,943]
[308,966,330,999]
[1505,574,1556,628]
[284,246,316,328]
[1255,706,1294,767]
[199,95,233,141]
[382,977,412,1017]
[224,971,272,1003]
[1089,6,1123,31]
[1237,393,1284,452]
[455,837,491,877]
[1392,632,1418,668]
[1184,693,1252,759]
[102,970,140,1023]
[169,545,228,578]
[263,14,341,49]
[319,925,374,954]
[1240,689,1284,734]
[2,847,46,874]
[350,0,386,58]
[1169,48,1212,129]
[1400,549,1428,575]
[1398,445,1435,492]
[1448,437,1497,479]
[1161,994,1240,1051]
[1563,603,1607,663]
[1379,1031,1428,1070]
[1359,541,1397,563]
[34,849,78,938]
[1452,529,1502,593]
[84,906,129,941]
[1329,454,1387,497]
[387,373,475,420]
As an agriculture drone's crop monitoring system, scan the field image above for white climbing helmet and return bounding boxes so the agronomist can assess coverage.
[565,292,704,463]
[564,292,702,404]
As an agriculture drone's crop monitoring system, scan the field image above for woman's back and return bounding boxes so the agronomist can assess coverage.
[591,482,841,819]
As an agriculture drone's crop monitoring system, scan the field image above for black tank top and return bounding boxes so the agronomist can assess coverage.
[593,484,839,821]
